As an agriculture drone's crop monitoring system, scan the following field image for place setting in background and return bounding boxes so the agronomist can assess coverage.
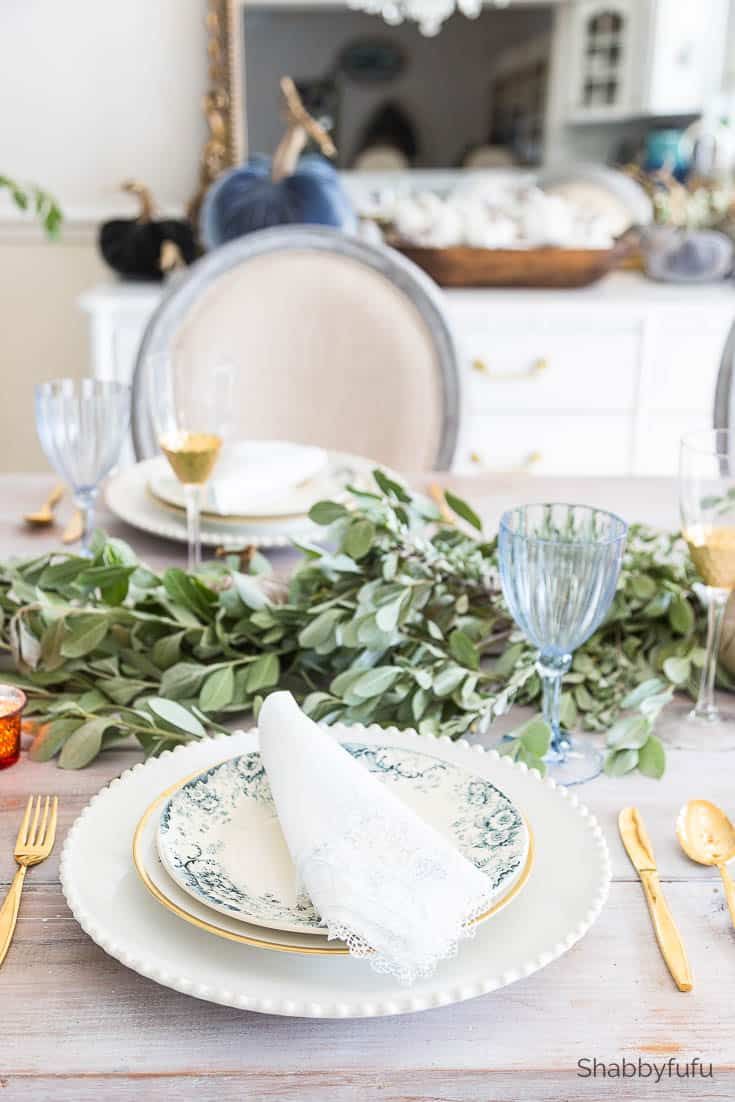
[107,442,384,557]
[29,364,390,559]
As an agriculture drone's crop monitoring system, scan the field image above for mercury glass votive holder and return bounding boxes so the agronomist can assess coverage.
[0,686,26,770]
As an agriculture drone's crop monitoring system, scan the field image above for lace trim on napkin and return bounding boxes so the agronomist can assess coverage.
[297,814,494,984]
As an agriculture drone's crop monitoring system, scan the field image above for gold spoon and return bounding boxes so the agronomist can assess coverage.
[677,799,735,930]
[24,484,64,527]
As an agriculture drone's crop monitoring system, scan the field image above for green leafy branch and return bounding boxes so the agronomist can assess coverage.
[0,175,62,239]
[0,474,721,774]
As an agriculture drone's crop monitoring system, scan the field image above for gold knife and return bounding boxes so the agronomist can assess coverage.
[618,807,693,992]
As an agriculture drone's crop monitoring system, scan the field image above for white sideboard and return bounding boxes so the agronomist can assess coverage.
[79,272,735,477]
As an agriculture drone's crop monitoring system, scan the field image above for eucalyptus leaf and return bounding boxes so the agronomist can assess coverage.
[160,661,208,700]
[147,697,206,738]
[39,616,67,670]
[344,519,375,561]
[103,677,150,705]
[604,747,640,777]
[350,666,402,699]
[433,665,466,698]
[372,469,411,503]
[517,718,551,757]
[448,629,479,671]
[163,569,217,622]
[606,715,651,750]
[444,490,482,532]
[516,745,546,775]
[299,609,343,649]
[59,717,114,769]
[638,734,666,779]
[199,665,235,711]
[29,717,82,762]
[669,595,695,635]
[233,574,269,611]
[245,653,280,694]
[59,613,108,658]
[663,655,691,685]
[309,501,348,525]
[376,594,404,632]
[152,630,186,671]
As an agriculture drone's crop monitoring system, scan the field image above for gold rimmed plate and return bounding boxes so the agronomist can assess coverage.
[133,748,535,955]
[133,782,341,955]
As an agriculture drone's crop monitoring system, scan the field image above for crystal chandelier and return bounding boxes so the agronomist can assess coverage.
[347,0,509,37]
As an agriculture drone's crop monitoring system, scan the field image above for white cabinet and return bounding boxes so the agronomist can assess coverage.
[563,0,729,123]
[642,0,730,118]
[80,274,734,478]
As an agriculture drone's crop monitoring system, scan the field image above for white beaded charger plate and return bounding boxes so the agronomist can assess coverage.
[156,743,530,935]
[60,726,610,1019]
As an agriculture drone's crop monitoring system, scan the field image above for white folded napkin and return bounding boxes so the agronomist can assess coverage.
[210,441,328,514]
[258,692,494,983]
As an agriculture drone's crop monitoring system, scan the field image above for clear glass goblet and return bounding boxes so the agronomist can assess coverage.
[35,378,131,556]
[658,429,735,751]
[498,503,628,785]
[146,352,235,572]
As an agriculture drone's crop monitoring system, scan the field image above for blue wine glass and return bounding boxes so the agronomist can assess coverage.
[35,378,131,555]
[498,503,628,785]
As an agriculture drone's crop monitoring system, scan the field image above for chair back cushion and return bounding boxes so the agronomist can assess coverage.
[134,228,459,470]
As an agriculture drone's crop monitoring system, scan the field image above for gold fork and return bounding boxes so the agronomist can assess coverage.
[0,795,58,968]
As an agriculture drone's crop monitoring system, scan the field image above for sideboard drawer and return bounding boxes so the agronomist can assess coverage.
[634,410,711,475]
[642,317,731,412]
[457,414,633,476]
[460,326,641,413]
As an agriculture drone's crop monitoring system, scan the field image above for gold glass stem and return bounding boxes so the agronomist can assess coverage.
[184,483,202,572]
[693,587,729,721]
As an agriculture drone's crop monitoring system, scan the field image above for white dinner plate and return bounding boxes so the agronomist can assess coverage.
[61,725,610,1019]
[134,797,349,954]
[156,743,530,935]
[134,781,533,953]
[158,744,531,934]
[106,451,381,549]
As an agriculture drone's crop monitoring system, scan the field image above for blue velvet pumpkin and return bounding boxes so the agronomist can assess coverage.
[201,153,355,249]
[200,79,355,249]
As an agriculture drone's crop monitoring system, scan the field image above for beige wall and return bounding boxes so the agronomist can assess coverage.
[0,241,106,472]
[0,0,207,475]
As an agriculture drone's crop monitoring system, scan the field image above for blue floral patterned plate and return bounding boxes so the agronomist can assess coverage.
[157,742,530,936]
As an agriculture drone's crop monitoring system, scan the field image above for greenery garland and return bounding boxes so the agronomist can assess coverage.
[0,471,717,776]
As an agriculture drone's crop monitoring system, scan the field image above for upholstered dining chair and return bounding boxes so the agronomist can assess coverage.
[713,320,735,431]
[131,226,460,470]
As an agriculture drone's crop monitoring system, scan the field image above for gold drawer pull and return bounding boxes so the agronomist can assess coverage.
[472,356,549,380]
[468,450,542,472]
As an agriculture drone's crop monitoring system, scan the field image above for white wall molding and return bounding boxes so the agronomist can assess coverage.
[0,204,190,246]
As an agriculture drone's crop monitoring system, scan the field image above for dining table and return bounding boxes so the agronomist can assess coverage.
[1,471,734,1102]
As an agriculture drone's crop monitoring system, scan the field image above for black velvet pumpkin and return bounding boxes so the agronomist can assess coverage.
[99,182,197,280]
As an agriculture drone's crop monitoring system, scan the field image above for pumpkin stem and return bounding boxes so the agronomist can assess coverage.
[271,76,336,182]
[160,240,186,273]
[122,180,156,222]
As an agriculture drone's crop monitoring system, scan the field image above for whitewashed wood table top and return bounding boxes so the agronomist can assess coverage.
[1,472,734,1101]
